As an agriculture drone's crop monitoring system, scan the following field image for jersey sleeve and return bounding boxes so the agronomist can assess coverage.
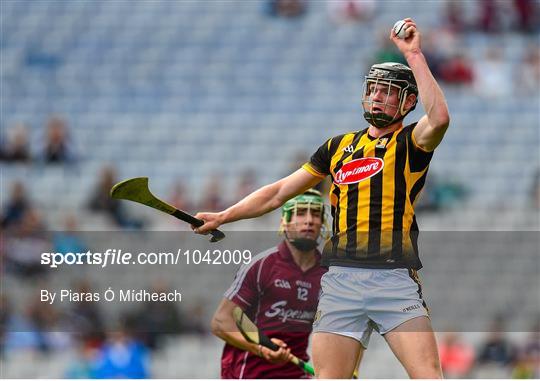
[302,138,332,178]
[407,123,434,173]
[223,260,262,310]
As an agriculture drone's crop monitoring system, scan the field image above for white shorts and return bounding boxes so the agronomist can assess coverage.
[312,266,429,348]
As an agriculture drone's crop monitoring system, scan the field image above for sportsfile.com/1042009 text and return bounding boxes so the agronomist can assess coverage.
[40,249,253,268]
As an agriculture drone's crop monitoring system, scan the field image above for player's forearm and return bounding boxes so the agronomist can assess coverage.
[219,330,260,355]
[211,318,260,356]
[405,52,450,130]
[219,182,283,224]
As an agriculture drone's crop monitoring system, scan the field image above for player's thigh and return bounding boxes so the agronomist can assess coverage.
[383,316,442,379]
[312,332,363,379]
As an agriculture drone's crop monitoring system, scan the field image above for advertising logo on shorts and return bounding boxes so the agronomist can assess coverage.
[334,157,384,185]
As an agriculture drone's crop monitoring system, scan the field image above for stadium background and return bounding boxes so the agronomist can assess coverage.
[1,0,539,378]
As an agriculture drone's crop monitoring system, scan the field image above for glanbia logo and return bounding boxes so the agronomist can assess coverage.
[334,157,384,185]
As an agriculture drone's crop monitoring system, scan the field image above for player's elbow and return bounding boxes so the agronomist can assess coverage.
[269,196,285,211]
[211,308,227,337]
[433,107,450,130]
[210,315,225,338]
[437,112,450,130]
[268,181,287,211]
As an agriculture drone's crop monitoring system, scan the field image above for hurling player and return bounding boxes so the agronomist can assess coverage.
[211,190,327,378]
[197,19,449,378]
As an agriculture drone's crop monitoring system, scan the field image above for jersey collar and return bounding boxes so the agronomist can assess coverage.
[367,129,397,141]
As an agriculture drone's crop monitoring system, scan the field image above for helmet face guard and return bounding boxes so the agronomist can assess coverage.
[281,190,327,251]
[362,63,418,128]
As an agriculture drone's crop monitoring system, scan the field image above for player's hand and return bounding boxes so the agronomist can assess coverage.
[260,338,293,364]
[390,18,421,58]
[192,212,223,234]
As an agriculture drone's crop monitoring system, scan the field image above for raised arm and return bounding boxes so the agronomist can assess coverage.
[391,18,450,152]
[194,168,322,234]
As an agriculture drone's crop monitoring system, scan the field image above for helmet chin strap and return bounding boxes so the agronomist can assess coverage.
[363,111,395,128]
[364,110,409,128]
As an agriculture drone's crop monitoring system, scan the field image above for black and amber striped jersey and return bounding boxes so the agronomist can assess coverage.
[302,123,433,270]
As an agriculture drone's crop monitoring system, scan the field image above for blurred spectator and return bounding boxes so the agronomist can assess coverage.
[511,324,539,378]
[439,51,475,86]
[372,31,407,66]
[433,27,461,57]
[43,115,75,164]
[92,328,150,378]
[421,34,445,80]
[512,348,538,378]
[65,280,105,347]
[444,0,468,33]
[0,294,9,358]
[477,0,501,33]
[234,169,257,202]
[327,0,376,24]
[438,332,475,378]
[87,166,143,229]
[416,174,467,212]
[266,0,307,18]
[26,293,72,352]
[519,325,540,378]
[199,175,225,212]
[519,323,540,372]
[2,181,31,229]
[2,123,31,163]
[474,48,511,98]
[169,181,194,213]
[477,318,516,368]
[515,47,540,96]
[64,341,99,379]
[2,296,47,352]
[5,208,50,278]
[512,0,539,34]
[53,214,88,254]
[128,280,185,350]
[0,133,5,160]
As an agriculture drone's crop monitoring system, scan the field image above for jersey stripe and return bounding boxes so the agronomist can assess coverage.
[367,144,386,256]
[355,132,373,259]
[345,131,366,258]
[330,133,355,257]
[409,169,429,206]
[224,247,277,300]
[391,128,408,261]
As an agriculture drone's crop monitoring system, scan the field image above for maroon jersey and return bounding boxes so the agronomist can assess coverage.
[221,241,326,379]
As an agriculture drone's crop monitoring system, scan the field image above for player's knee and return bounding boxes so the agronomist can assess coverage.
[408,361,442,379]
[428,356,443,378]
[313,348,357,378]
[418,368,443,379]
[316,366,355,379]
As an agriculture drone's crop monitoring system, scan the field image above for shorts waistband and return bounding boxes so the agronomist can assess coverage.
[328,266,410,274]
